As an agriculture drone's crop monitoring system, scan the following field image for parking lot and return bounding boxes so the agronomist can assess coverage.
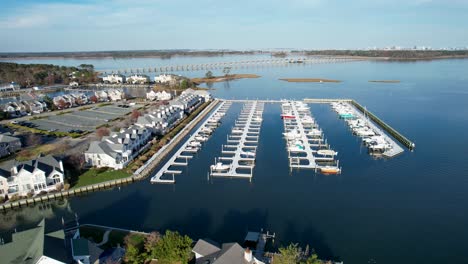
[23,104,139,133]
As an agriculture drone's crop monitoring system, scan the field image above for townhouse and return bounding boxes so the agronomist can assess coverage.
[0,155,65,199]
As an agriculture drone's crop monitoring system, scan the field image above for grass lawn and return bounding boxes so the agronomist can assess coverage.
[72,168,131,188]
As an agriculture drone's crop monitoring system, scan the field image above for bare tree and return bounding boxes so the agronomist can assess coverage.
[57,99,68,109]
[130,109,142,122]
[96,127,110,139]
[89,95,99,103]
[68,153,85,171]
[25,133,42,147]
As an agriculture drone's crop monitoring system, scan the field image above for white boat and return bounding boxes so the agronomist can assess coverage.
[307,129,322,137]
[232,128,243,134]
[283,130,301,139]
[210,162,230,172]
[252,117,263,122]
[301,116,315,124]
[200,127,213,134]
[185,146,199,151]
[188,141,201,147]
[317,149,338,156]
[240,151,256,158]
[194,135,208,142]
[354,127,375,137]
[369,142,391,151]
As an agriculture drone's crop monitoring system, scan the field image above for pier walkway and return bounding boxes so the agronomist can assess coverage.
[98,57,361,74]
[282,101,341,173]
[150,101,231,184]
[210,101,264,180]
[345,102,404,158]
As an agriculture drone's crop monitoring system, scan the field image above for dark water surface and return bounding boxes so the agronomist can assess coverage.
[1,58,468,264]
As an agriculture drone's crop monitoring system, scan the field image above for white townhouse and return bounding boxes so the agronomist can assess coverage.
[102,74,126,84]
[169,93,204,113]
[0,155,65,198]
[154,74,177,84]
[146,90,172,101]
[107,89,124,101]
[85,125,152,169]
[136,105,183,135]
[126,74,149,84]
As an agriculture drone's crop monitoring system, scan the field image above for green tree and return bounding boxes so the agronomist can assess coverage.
[303,253,321,264]
[205,71,213,79]
[123,233,147,264]
[180,79,189,89]
[275,243,301,264]
[152,230,193,263]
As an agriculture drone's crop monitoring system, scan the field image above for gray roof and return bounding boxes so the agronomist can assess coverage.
[193,239,221,257]
[196,242,256,264]
[0,219,45,264]
[0,155,62,178]
[86,141,122,159]
[0,133,20,143]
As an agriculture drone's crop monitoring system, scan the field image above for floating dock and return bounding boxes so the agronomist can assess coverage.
[331,101,404,158]
[150,101,232,184]
[282,101,341,174]
[209,101,264,180]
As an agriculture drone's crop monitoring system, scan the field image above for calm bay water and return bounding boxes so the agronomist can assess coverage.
[1,56,468,264]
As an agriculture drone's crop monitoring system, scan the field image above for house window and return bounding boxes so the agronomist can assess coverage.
[52,174,61,184]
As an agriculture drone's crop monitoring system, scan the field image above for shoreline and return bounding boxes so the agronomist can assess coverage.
[191,74,261,83]
[279,78,342,83]
[369,80,401,83]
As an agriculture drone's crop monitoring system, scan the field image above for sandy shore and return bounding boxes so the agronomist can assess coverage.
[191,74,260,83]
[279,78,342,83]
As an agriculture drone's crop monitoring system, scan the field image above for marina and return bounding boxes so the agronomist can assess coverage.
[330,101,404,158]
[150,101,232,183]
[209,101,264,180]
[281,101,341,174]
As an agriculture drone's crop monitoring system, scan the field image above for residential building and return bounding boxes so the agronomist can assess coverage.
[169,92,204,113]
[107,89,124,101]
[0,155,64,198]
[192,239,265,264]
[0,132,22,158]
[102,74,125,84]
[94,89,124,102]
[0,219,66,264]
[136,105,183,135]
[146,90,172,101]
[127,74,149,84]
[85,125,152,169]
[154,74,188,86]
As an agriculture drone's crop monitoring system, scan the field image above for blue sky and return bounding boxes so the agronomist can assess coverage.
[0,0,467,52]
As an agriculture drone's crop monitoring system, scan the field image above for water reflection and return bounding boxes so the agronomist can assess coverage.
[0,199,72,230]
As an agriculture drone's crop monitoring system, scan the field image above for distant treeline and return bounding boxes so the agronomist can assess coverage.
[0,50,259,59]
[299,50,468,59]
[0,62,98,87]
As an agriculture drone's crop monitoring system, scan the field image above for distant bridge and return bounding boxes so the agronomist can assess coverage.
[98,57,361,75]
